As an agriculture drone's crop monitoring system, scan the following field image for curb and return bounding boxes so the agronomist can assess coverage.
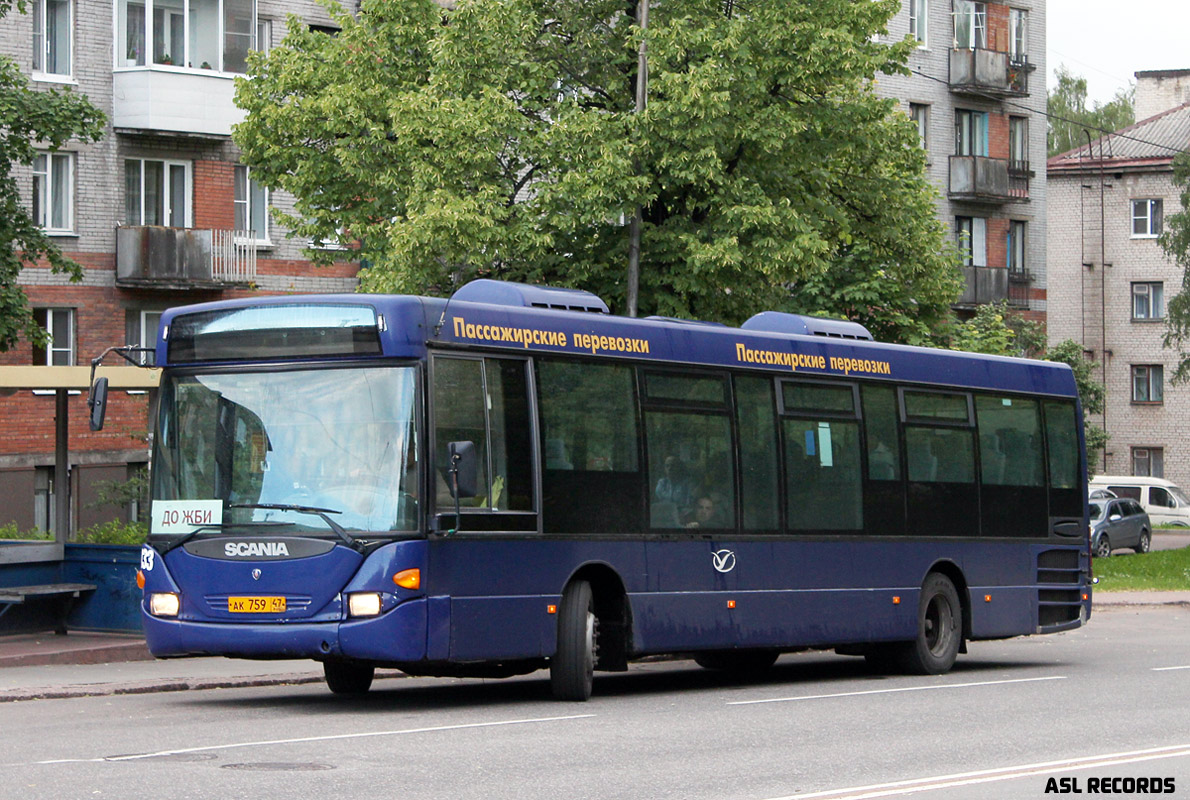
[0,670,408,703]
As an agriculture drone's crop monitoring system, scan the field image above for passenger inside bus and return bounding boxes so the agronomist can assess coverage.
[683,495,725,528]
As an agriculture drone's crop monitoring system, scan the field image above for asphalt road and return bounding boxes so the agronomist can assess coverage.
[2,604,1187,800]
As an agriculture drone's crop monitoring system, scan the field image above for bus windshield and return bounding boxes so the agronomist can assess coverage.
[152,366,419,535]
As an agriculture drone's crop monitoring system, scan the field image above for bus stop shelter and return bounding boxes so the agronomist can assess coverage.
[0,366,160,566]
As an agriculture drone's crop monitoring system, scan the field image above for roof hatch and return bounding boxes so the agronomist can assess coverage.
[741,312,874,341]
[452,279,609,314]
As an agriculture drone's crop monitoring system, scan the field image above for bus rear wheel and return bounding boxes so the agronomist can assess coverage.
[897,574,961,675]
[324,660,375,694]
[551,580,597,701]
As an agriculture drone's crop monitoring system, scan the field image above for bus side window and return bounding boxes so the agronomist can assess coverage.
[537,360,642,533]
[433,358,490,508]
[432,357,533,512]
[780,380,862,532]
[735,376,779,531]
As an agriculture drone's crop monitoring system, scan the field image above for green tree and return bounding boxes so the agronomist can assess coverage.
[1159,152,1190,384]
[1047,65,1134,157]
[0,0,106,352]
[235,0,960,336]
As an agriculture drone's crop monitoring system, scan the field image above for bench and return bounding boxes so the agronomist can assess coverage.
[0,583,97,635]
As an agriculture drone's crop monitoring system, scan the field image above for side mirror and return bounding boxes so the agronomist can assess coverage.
[447,441,478,499]
[88,377,109,432]
[1109,513,1122,522]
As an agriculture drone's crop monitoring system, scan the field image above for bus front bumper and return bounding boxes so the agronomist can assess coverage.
[141,597,428,663]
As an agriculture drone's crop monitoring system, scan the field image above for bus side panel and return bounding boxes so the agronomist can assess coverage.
[966,586,1035,638]
[427,538,648,662]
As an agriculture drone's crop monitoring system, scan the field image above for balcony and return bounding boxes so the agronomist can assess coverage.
[957,266,1008,307]
[112,67,244,137]
[1007,269,1034,308]
[949,49,1031,98]
[949,155,1022,203]
[116,226,256,289]
[1008,160,1032,200]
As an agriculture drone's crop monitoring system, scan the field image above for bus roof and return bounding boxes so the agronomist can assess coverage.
[157,285,1078,398]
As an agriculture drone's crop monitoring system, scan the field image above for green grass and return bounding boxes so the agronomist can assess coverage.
[1094,545,1190,591]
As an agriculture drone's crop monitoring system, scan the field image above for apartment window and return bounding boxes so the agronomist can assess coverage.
[954,109,989,156]
[32,308,74,366]
[33,466,56,534]
[1009,117,1028,169]
[1132,447,1164,478]
[125,159,190,227]
[1009,8,1027,61]
[910,103,929,150]
[115,0,260,72]
[32,152,73,233]
[126,310,162,365]
[1133,282,1165,320]
[1131,365,1163,404]
[952,1,986,49]
[32,0,72,77]
[908,0,928,45]
[955,216,987,267]
[234,165,268,242]
[1132,199,1163,237]
[1007,220,1026,274]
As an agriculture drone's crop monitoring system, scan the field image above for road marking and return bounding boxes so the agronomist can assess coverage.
[759,743,1190,800]
[30,714,595,765]
[1153,665,1190,671]
[727,675,1066,706]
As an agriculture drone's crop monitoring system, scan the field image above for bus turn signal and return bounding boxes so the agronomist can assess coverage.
[393,569,420,590]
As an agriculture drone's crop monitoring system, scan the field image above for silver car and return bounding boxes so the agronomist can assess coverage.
[1089,498,1152,557]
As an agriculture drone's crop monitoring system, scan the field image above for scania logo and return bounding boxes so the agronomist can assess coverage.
[224,542,290,558]
[251,568,262,581]
[712,549,736,573]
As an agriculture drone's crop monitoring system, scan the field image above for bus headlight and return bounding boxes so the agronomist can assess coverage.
[348,592,382,618]
[149,593,180,617]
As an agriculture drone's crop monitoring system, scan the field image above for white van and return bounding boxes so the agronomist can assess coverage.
[1088,475,1190,527]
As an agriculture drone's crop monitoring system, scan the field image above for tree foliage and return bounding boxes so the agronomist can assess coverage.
[235,0,961,338]
[0,0,106,352]
[1047,65,1134,158]
[1158,152,1190,385]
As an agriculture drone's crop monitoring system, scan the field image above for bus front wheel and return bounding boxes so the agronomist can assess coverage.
[898,573,961,675]
[324,660,375,694]
[551,580,597,701]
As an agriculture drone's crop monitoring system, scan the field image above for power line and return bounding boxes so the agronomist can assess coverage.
[907,66,1190,158]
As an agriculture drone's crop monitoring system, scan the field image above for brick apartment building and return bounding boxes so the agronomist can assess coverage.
[0,0,360,534]
[1047,70,1190,485]
[876,0,1047,322]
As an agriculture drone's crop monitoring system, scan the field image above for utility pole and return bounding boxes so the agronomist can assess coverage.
[626,0,649,317]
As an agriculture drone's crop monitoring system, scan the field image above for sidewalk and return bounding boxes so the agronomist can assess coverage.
[0,591,1185,703]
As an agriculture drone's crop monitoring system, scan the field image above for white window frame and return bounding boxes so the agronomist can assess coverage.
[1132,282,1165,321]
[909,0,928,46]
[32,0,73,79]
[1132,447,1164,478]
[113,0,260,73]
[129,310,162,365]
[1008,8,1027,61]
[35,307,75,366]
[1008,116,1028,168]
[954,109,989,157]
[910,103,929,151]
[234,164,270,244]
[955,216,987,267]
[1131,365,1164,403]
[1131,199,1163,238]
[32,151,74,234]
[952,1,986,49]
[124,158,192,227]
[1007,220,1026,274]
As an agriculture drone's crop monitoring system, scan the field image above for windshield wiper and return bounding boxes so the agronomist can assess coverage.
[157,519,290,554]
[229,503,357,549]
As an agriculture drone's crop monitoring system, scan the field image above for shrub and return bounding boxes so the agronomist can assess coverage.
[0,523,52,540]
[73,520,148,545]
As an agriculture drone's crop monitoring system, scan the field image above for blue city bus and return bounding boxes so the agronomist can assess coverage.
[118,279,1091,700]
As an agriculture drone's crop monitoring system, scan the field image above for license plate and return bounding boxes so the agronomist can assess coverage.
[228,596,286,613]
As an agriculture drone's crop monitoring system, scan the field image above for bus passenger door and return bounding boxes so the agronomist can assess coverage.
[427,355,543,662]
